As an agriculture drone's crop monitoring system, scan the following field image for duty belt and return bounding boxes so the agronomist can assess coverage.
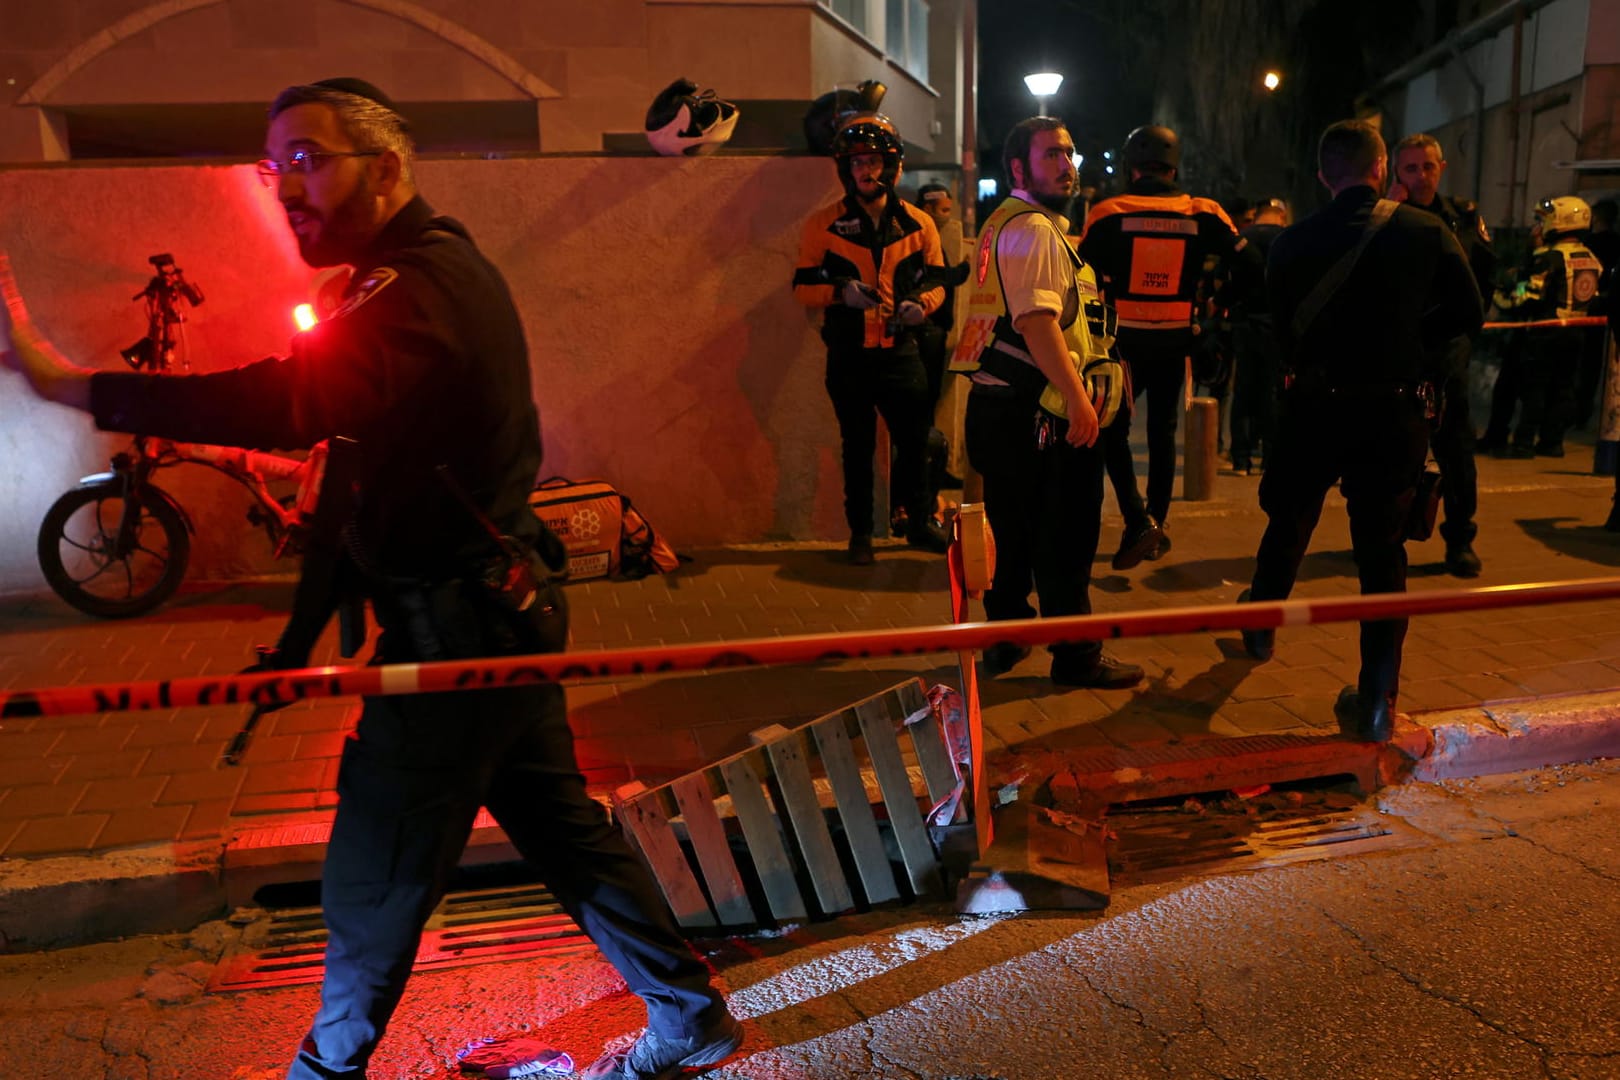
[972,340,1049,395]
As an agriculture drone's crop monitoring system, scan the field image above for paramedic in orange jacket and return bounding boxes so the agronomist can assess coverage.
[1079,124,1248,570]
[793,113,950,564]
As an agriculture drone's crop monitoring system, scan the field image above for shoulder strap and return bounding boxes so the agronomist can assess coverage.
[1290,198,1398,339]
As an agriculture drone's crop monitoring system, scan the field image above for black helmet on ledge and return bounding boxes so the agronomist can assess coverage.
[802,79,888,155]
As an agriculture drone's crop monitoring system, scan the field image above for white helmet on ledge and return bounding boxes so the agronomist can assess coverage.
[645,78,740,157]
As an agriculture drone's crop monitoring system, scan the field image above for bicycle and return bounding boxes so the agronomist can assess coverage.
[36,254,325,618]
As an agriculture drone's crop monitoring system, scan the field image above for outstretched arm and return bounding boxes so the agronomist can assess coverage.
[0,255,94,411]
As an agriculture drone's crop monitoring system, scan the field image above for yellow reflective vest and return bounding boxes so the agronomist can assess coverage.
[949,196,1125,427]
[1495,236,1602,321]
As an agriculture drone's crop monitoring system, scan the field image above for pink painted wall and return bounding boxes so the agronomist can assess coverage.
[0,155,856,597]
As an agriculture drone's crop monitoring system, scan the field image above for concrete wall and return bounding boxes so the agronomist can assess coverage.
[1391,0,1620,224]
[2,0,956,160]
[1419,73,1587,226]
[1401,0,1590,134]
[0,155,856,597]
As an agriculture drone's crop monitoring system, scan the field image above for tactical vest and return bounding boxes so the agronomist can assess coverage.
[949,197,1124,426]
[1546,238,1603,319]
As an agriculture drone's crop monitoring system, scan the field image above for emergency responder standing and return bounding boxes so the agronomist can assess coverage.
[793,113,951,565]
[1492,196,1603,458]
[948,116,1141,689]
[914,181,960,408]
[1080,124,1248,570]
[1387,133,1495,577]
[1240,119,1482,742]
[1225,197,1290,475]
[908,181,969,512]
[1,79,741,1080]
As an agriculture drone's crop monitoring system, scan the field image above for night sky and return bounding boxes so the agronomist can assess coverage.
[972,0,1431,212]
[976,1,1157,189]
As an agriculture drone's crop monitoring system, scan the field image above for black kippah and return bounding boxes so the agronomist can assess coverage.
[310,77,401,115]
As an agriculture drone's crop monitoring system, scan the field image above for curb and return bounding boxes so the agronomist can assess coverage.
[1408,690,1620,781]
[0,841,224,951]
[3,692,1618,950]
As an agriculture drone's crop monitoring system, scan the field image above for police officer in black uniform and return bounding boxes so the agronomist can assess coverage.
[1225,197,1290,475]
[1240,120,1482,742]
[1388,133,1495,577]
[0,78,740,1080]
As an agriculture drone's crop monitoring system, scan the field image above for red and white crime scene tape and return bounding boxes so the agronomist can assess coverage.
[5,578,1620,720]
[1482,316,1609,331]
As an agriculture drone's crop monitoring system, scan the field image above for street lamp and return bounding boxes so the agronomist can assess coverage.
[1024,72,1063,116]
[1263,70,1282,92]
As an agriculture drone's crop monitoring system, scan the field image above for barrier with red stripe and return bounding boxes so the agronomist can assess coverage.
[5,577,1620,721]
[1481,316,1608,331]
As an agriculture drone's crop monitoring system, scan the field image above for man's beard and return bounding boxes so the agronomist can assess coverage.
[291,181,377,268]
[856,179,889,207]
[1030,187,1072,213]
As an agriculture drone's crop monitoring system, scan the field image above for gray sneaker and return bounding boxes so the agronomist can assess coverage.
[582,1015,744,1080]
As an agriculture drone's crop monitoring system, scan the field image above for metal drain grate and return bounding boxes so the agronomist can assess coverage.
[1107,803,1414,887]
[208,882,594,993]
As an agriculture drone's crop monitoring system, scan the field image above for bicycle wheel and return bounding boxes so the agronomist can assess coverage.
[37,482,191,618]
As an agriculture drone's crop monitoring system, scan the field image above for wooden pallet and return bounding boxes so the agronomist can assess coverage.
[611,679,961,930]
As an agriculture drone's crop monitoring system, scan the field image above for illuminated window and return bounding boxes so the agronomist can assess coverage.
[887,0,931,82]
[821,0,867,34]
[820,0,929,83]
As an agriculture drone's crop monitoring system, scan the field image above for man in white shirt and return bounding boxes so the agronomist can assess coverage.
[949,116,1143,688]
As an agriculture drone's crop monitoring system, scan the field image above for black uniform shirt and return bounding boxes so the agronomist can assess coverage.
[1226,221,1286,320]
[1406,193,1496,301]
[89,195,543,580]
[1267,185,1482,388]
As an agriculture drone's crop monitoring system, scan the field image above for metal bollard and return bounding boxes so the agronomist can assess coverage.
[1183,396,1219,501]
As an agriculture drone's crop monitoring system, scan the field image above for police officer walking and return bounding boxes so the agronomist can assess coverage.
[949,116,1141,689]
[793,113,951,564]
[1225,197,1290,475]
[1079,124,1248,569]
[1240,119,1482,742]
[1387,133,1495,577]
[1,78,740,1080]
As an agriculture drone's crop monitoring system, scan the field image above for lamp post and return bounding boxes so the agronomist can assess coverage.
[1023,72,1063,117]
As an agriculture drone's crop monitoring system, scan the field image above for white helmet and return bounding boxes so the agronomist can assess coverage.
[1533,196,1591,239]
[645,78,739,157]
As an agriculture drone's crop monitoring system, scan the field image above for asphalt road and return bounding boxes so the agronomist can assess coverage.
[3,761,1618,1080]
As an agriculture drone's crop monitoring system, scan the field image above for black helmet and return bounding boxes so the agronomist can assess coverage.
[802,79,888,155]
[1122,124,1180,172]
[832,113,904,194]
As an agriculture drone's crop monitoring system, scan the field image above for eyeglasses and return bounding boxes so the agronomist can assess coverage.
[257,149,380,186]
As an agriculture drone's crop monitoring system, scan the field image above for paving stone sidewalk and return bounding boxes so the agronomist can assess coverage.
[1,443,1618,876]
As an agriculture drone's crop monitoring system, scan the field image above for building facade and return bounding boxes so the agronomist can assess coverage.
[0,0,969,167]
[1369,0,1619,226]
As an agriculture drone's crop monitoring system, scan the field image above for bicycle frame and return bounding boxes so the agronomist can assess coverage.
[38,252,328,618]
[87,435,325,559]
